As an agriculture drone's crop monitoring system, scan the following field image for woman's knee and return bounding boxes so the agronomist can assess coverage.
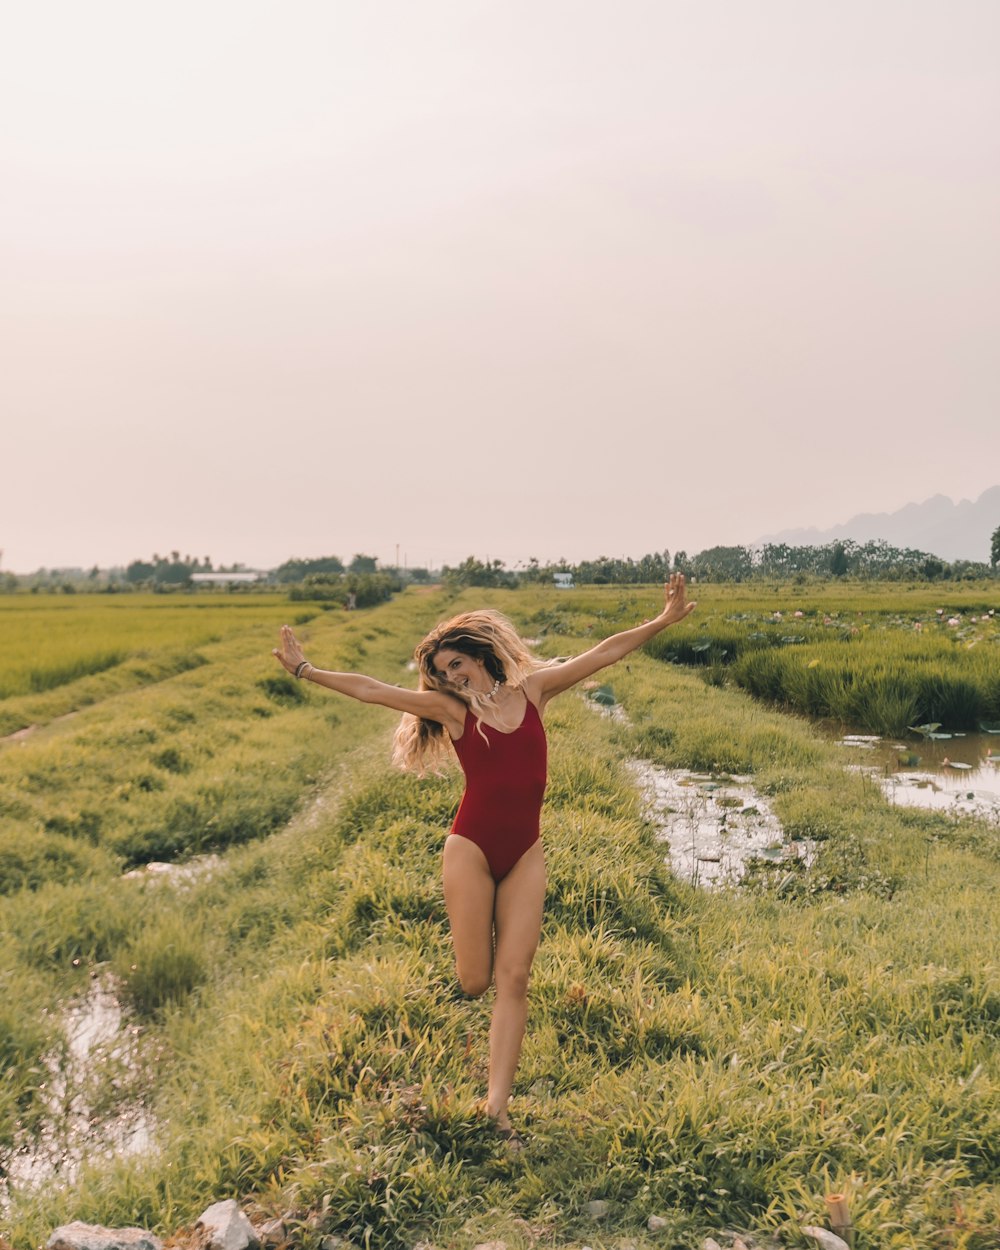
[494,960,531,999]
[456,964,493,998]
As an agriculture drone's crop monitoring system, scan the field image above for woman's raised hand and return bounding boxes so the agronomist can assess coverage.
[272,624,307,675]
[659,573,696,626]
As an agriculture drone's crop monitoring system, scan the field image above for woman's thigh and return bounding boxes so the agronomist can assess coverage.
[442,834,497,994]
[493,841,546,988]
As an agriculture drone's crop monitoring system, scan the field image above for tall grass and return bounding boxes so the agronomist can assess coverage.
[729,638,1000,734]
[641,583,1000,734]
[2,585,999,1249]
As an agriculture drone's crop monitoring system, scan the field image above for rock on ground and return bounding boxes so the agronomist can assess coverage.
[46,1224,162,1250]
[195,1201,260,1250]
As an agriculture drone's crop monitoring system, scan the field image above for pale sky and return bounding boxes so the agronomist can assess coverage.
[3,1,998,572]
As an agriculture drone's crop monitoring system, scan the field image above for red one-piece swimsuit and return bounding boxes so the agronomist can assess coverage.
[449,697,547,882]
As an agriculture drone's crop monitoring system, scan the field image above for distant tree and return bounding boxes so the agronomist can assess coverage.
[576,556,626,584]
[349,554,378,574]
[689,545,752,582]
[407,568,431,582]
[992,524,1000,569]
[517,557,546,584]
[126,560,156,584]
[673,550,689,574]
[289,570,399,606]
[158,560,192,585]
[273,555,345,583]
[638,550,670,583]
[443,556,515,589]
[951,559,992,580]
[830,542,849,577]
[345,570,402,604]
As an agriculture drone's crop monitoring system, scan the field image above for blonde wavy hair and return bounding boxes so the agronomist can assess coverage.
[391,609,554,775]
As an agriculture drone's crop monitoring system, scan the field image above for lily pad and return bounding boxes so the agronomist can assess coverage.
[979,722,1000,734]
[944,760,973,770]
[908,723,942,738]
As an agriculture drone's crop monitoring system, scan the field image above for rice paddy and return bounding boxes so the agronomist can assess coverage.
[1,582,998,1249]
[643,584,1000,735]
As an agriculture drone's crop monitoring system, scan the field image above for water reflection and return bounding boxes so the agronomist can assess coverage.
[832,728,1000,816]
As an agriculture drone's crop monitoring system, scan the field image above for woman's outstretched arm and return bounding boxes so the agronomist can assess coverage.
[527,573,696,703]
[272,624,461,724]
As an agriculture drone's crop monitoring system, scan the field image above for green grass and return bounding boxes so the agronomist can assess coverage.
[0,593,321,733]
[2,585,999,1249]
[640,582,1000,734]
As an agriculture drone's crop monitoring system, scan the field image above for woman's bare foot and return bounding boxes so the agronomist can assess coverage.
[483,1102,526,1151]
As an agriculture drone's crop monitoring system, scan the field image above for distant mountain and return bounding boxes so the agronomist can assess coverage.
[758,486,1000,563]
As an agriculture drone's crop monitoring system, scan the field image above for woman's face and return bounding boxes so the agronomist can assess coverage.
[432,647,490,693]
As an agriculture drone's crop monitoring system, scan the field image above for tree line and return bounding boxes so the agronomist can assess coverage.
[6,527,999,594]
[441,531,1000,588]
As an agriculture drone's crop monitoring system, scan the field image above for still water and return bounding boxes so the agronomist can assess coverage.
[832,728,1000,816]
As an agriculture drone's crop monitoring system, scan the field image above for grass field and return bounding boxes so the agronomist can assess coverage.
[640,583,1000,734]
[0,594,325,732]
[1,584,998,1249]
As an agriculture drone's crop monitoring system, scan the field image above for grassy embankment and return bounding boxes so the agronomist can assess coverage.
[1,585,998,1249]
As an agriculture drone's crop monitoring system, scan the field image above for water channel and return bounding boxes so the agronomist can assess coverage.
[829,727,1000,819]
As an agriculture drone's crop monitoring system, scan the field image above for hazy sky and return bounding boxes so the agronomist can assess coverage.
[3,1,998,572]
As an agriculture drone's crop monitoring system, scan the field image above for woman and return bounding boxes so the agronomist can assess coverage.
[272,574,695,1145]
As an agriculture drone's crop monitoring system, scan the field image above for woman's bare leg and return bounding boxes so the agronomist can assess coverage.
[442,834,496,996]
[486,840,546,1129]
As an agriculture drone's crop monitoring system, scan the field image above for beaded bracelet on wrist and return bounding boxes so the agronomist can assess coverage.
[294,660,311,679]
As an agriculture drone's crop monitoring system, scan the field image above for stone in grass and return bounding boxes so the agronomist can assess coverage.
[702,1240,723,1250]
[196,1200,260,1250]
[647,1214,669,1232]
[472,1242,508,1250]
[46,1224,163,1250]
[584,1200,610,1220]
[253,1220,286,1248]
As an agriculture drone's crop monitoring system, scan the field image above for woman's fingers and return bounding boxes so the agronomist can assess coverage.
[273,625,302,670]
